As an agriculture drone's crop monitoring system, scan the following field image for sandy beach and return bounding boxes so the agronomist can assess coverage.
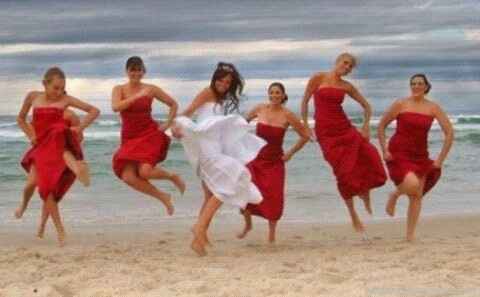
[1,214,480,297]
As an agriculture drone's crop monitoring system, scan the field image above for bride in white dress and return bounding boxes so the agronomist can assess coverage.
[172,62,265,256]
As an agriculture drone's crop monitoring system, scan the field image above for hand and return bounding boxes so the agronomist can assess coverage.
[70,126,85,142]
[433,159,442,169]
[158,121,170,132]
[137,87,154,99]
[170,124,183,139]
[29,136,37,145]
[383,150,393,161]
[359,125,370,140]
[281,153,292,162]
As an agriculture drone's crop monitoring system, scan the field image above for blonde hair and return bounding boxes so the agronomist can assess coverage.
[336,53,357,68]
[43,67,66,84]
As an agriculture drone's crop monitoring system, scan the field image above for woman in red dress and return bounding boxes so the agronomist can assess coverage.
[112,56,185,216]
[17,67,100,246]
[237,82,309,243]
[15,109,83,220]
[301,53,387,238]
[378,74,454,242]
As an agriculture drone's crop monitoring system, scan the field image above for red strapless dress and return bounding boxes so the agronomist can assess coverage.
[21,107,83,201]
[386,112,441,195]
[246,123,286,220]
[313,87,387,199]
[112,96,171,178]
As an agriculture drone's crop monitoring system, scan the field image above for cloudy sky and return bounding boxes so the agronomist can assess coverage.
[0,0,479,115]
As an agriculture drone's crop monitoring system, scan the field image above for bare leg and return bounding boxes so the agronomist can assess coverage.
[359,191,373,215]
[268,220,277,243]
[121,163,174,215]
[237,209,252,239]
[37,201,49,239]
[15,166,37,219]
[344,198,365,233]
[386,189,401,217]
[63,151,90,186]
[138,163,186,194]
[395,172,426,242]
[191,195,223,256]
[45,195,66,247]
[199,181,213,245]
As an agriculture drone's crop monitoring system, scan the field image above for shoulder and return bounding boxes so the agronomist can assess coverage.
[25,90,42,102]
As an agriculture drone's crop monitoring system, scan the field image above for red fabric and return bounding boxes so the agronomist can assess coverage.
[386,112,441,195]
[112,96,171,178]
[20,107,83,201]
[246,123,286,220]
[313,87,387,199]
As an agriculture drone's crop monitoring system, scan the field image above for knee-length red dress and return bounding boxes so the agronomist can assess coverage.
[112,96,171,178]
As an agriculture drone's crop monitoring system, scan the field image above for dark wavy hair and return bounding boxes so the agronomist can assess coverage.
[126,56,146,72]
[268,82,288,104]
[210,62,244,114]
[410,73,431,94]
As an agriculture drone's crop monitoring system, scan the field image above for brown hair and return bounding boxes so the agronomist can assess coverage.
[126,56,146,72]
[268,82,288,104]
[210,62,244,114]
[410,73,431,94]
[336,52,357,68]
[43,67,66,84]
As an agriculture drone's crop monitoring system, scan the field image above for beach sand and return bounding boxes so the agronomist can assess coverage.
[1,214,480,297]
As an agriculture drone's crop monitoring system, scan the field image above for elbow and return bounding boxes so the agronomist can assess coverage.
[16,116,26,126]
[91,107,101,118]
[111,105,120,113]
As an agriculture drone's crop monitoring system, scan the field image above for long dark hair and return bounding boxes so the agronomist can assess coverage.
[210,62,244,114]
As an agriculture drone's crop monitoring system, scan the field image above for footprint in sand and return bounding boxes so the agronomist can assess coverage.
[320,272,348,284]
[158,240,167,245]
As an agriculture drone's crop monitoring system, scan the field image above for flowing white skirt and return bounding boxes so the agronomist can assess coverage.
[175,114,265,208]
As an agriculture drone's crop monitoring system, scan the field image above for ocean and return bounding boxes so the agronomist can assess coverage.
[1,112,479,229]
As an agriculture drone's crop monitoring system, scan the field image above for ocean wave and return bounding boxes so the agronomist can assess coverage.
[0,122,17,128]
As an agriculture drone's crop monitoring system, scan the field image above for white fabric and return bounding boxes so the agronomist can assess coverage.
[175,102,265,208]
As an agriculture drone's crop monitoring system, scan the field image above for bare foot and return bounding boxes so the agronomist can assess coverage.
[170,174,186,195]
[37,227,45,239]
[237,222,252,239]
[14,207,26,219]
[360,231,372,244]
[191,238,207,256]
[386,192,399,217]
[268,236,276,244]
[190,225,212,246]
[352,220,365,233]
[76,161,90,187]
[162,195,174,216]
[406,236,415,243]
[58,231,66,247]
[360,193,372,215]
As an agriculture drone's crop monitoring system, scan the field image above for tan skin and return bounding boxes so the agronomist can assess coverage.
[172,74,237,256]
[236,85,309,243]
[111,66,185,216]
[300,55,374,235]
[15,110,82,220]
[16,76,100,246]
[377,76,454,242]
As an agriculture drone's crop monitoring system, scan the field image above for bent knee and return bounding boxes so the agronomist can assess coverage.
[138,165,153,179]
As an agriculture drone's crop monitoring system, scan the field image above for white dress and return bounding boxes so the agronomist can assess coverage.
[175,102,265,208]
